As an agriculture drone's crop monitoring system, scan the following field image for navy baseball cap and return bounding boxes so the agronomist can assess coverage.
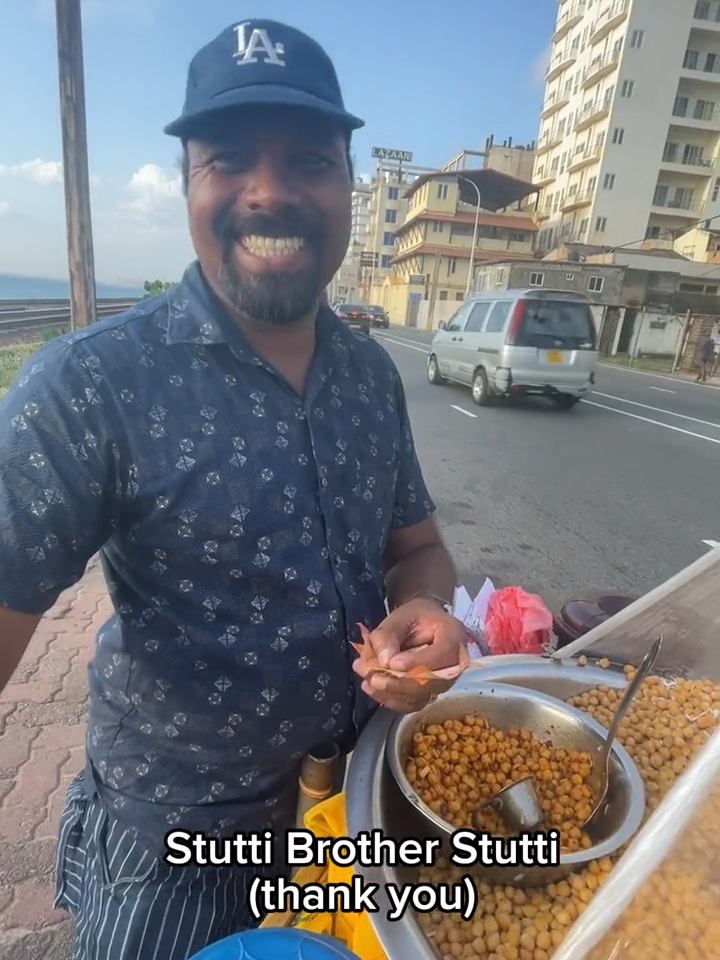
[164,19,364,138]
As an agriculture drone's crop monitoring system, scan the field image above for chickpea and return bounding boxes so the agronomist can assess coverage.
[413,675,720,960]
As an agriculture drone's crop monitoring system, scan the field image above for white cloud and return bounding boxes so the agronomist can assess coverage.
[529,46,551,87]
[122,163,183,218]
[0,202,10,218]
[0,159,62,185]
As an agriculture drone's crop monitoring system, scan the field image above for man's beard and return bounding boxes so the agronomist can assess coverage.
[214,208,326,326]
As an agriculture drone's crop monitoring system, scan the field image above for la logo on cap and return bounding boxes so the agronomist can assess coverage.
[233,23,286,67]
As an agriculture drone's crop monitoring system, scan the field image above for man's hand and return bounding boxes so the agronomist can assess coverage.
[353,598,466,713]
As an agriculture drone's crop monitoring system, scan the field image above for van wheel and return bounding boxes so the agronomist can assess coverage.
[427,355,445,385]
[472,368,492,406]
[554,394,579,410]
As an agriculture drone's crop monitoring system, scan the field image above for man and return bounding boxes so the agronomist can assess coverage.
[0,19,465,960]
[696,331,715,382]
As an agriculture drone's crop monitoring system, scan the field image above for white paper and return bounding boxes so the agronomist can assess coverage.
[452,579,497,659]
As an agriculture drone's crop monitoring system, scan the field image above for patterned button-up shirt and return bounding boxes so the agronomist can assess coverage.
[0,262,435,855]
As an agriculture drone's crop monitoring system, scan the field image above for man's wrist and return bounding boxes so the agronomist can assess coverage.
[402,591,454,614]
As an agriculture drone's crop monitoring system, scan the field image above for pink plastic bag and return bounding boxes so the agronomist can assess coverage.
[484,586,553,656]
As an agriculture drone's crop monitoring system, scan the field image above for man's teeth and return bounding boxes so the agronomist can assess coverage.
[242,236,305,257]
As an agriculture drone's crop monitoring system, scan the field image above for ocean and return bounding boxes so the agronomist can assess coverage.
[0,273,144,300]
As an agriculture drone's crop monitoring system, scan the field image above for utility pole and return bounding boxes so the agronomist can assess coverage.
[55,0,97,328]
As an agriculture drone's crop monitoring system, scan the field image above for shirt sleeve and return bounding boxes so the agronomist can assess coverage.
[389,361,437,530]
[0,339,124,615]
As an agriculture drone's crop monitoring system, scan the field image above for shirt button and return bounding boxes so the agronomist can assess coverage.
[320,477,329,488]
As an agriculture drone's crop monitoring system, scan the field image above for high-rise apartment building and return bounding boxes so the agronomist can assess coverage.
[350,183,371,249]
[534,0,720,256]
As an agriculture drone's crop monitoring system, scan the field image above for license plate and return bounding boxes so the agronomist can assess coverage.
[546,350,564,364]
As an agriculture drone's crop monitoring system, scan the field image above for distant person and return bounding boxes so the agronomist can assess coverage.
[696,332,715,382]
[0,18,465,960]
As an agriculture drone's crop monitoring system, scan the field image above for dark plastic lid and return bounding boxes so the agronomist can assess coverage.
[187,928,363,960]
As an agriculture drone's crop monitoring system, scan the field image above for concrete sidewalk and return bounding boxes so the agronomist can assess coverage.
[0,558,111,960]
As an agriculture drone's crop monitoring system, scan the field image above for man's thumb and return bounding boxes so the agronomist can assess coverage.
[367,620,402,669]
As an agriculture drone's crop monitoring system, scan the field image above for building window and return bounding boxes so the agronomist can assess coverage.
[529,272,544,287]
[595,216,608,232]
[649,320,667,330]
[509,232,528,242]
[383,232,395,246]
[612,127,625,144]
[455,292,464,300]
[579,218,589,235]
[437,183,449,200]
[603,173,616,189]
[447,258,457,275]
[387,187,399,200]
[684,49,700,69]
[439,291,448,300]
[588,276,605,293]
[673,95,689,118]
[630,29,645,49]
[653,184,668,206]
[621,80,635,98]
[713,178,720,201]
[566,273,575,281]
[381,254,393,269]
[433,220,444,233]
[385,209,397,223]
[646,225,661,238]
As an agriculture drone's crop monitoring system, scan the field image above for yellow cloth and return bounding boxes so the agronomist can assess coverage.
[260,793,388,960]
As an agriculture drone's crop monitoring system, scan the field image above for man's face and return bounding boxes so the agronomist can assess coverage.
[185,107,352,326]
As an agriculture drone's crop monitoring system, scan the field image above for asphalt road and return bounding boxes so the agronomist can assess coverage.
[373,326,720,615]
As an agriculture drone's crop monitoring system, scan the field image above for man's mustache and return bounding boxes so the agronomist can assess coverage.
[212,208,325,250]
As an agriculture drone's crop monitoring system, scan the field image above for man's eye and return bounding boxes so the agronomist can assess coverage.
[211,153,250,173]
[295,153,333,170]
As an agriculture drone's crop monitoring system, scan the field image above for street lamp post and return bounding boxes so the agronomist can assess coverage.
[458,176,482,298]
[55,0,97,328]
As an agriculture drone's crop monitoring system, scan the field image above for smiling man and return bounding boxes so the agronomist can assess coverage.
[0,19,465,960]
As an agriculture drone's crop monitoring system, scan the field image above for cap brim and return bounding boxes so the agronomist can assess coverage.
[164,84,365,137]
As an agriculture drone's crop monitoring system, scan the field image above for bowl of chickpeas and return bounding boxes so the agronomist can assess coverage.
[386,682,646,886]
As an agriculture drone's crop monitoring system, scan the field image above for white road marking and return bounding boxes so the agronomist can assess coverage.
[648,386,675,394]
[376,333,428,354]
[593,392,720,430]
[702,540,720,549]
[583,400,720,444]
[451,405,477,418]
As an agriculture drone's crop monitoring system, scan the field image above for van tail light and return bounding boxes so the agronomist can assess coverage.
[505,301,527,345]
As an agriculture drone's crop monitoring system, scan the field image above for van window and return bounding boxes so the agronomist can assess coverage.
[465,302,492,332]
[444,301,474,332]
[514,299,597,349]
[485,301,513,333]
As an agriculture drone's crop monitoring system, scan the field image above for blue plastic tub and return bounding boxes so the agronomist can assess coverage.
[187,928,363,960]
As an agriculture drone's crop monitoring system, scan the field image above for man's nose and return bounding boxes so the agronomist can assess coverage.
[243,157,299,213]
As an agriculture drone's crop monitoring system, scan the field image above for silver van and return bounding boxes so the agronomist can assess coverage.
[427,288,598,409]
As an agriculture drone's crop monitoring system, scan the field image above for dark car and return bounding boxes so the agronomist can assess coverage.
[333,303,372,336]
[365,305,390,329]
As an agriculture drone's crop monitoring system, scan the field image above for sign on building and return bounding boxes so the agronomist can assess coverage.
[409,274,425,285]
[360,251,379,267]
[371,147,414,163]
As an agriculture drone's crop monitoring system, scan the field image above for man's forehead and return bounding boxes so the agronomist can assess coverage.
[188,107,345,151]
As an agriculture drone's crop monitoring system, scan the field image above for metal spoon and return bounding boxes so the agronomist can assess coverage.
[582,635,663,830]
[472,775,544,833]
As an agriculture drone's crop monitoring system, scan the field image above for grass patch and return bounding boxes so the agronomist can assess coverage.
[0,342,43,399]
[600,354,675,374]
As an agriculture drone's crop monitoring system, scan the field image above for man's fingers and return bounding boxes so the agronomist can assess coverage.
[387,633,460,673]
[361,680,430,714]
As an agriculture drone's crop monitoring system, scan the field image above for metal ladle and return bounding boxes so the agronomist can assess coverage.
[582,635,663,831]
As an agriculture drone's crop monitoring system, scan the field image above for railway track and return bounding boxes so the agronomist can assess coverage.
[0,298,139,341]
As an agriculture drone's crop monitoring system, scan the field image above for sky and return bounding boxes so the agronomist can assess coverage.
[0,0,557,287]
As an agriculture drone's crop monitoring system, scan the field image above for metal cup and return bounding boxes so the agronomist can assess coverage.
[474,775,544,833]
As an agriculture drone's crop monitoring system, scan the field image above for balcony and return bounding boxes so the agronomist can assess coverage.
[562,188,594,211]
[546,45,579,82]
[672,100,720,127]
[533,166,555,186]
[568,144,603,172]
[574,95,613,131]
[582,49,620,88]
[660,150,718,176]
[681,53,720,82]
[535,202,553,221]
[589,0,630,45]
[650,195,704,215]
[693,1,720,32]
[536,130,563,156]
[553,1,585,42]
[540,89,570,119]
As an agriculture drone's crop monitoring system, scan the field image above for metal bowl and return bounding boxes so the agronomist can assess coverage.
[386,681,646,886]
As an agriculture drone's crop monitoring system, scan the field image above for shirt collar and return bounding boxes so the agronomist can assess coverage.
[163,259,357,373]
